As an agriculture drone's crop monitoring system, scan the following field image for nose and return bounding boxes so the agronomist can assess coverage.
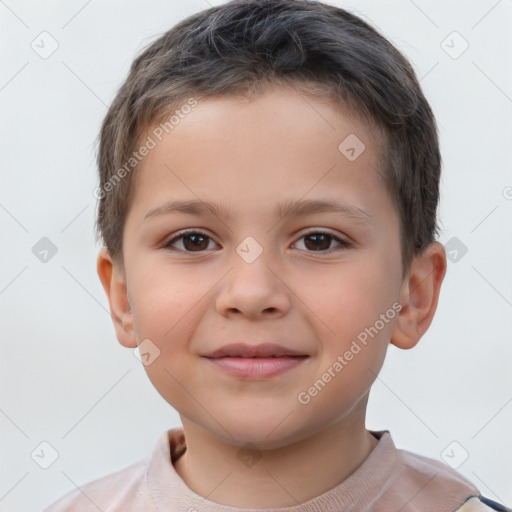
[215,251,291,320]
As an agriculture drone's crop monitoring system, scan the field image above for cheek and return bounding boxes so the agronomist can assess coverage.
[299,260,396,340]
[301,257,398,394]
[128,268,202,409]
[129,262,212,339]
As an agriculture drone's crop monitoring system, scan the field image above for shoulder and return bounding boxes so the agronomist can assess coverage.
[395,444,479,495]
[41,458,150,512]
[390,439,510,512]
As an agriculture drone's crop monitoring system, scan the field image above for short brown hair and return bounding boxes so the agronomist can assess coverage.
[94,0,441,276]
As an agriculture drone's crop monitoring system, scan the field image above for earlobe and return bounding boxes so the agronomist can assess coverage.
[390,242,447,350]
[96,247,137,349]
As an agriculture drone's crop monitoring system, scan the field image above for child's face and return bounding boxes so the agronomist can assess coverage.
[115,86,407,448]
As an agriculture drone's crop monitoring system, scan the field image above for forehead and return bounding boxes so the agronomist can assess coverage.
[145,85,382,150]
[127,86,389,226]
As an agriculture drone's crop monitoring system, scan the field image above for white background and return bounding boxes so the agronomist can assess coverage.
[1,1,511,510]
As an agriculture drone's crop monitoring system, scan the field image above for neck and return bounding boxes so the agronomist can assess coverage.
[173,405,379,508]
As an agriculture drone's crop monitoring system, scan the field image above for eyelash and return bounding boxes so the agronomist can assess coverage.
[163,229,352,254]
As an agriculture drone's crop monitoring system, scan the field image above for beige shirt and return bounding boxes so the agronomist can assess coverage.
[42,428,499,512]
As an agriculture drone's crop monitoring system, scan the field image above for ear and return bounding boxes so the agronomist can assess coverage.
[390,241,447,350]
[96,247,137,348]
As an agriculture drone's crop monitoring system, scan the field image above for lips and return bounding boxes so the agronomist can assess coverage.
[206,355,308,379]
[204,342,307,359]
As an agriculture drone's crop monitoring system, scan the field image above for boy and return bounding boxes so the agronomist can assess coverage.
[43,0,510,510]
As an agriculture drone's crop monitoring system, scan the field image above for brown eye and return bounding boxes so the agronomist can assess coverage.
[294,232,351,252]
[165,231,215,252]
[303,233,332,251]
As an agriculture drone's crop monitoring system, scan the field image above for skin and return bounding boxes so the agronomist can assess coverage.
[97,85,447,508]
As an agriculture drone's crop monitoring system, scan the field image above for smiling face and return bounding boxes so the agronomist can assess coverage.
[103,85,410,449]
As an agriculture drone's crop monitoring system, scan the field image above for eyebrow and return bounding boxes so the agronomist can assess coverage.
[143,198,373,226]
